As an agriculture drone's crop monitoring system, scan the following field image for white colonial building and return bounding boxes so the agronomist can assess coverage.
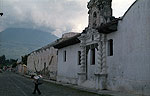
[54,33,81,84]
[54,0,150,96]
[27,32,78,80]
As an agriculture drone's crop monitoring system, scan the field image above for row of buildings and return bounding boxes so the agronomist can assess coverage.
[27,0,150,96]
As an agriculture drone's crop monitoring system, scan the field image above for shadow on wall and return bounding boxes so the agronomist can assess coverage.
[33,56,57,81]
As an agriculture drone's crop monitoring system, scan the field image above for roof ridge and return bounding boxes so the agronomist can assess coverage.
[121,0,138,19]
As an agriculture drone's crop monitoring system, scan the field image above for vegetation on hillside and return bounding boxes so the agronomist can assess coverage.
[21,55,29,65]
[0,28,58,59]
[0,55,18,69]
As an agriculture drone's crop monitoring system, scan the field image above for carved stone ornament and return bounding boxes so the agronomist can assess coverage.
[88,0,112,9]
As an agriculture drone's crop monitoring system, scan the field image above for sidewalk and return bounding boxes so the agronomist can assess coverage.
[24,74,140,96]
[43,79,140,96]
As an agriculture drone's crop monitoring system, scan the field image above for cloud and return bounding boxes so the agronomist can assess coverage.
[0,0,89,37]
[0,0,135,37]
[112,0,136,17]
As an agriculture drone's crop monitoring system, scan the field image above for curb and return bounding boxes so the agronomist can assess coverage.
[23,74,140,96]
[43,78,139,96]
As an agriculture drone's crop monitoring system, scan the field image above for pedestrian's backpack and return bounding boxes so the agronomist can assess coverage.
[37,76,43,85]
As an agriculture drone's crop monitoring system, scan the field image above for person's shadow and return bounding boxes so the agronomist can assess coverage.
[0,13,3,16]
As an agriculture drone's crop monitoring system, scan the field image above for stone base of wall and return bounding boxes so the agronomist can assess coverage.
[107,78,150,96]
[57,75,78,85]
[79,79,96,89]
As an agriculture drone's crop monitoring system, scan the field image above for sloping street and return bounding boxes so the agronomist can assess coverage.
[0,72,102,96]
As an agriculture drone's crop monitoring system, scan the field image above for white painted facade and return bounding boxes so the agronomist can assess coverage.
[27,46,57,80]
[57,43,81,84]
[27,0,150,95]
[55,0,150,96]
[106,0,150,95]
[17,64,27,75]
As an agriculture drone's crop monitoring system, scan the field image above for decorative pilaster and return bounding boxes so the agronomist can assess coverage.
[95,33,107,90]
[78,34,87,84]
[96,34,102,73]
[101,34,107,74]
[80,45,86,73]
[96,33,107,74]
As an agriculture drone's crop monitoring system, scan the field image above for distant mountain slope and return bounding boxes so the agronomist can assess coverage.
[0,28,58,59]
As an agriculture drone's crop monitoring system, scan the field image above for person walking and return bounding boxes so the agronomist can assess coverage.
[31,75,42,95]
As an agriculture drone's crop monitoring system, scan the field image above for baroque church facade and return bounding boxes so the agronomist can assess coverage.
[27,0,150,95]
[53,0,150,95]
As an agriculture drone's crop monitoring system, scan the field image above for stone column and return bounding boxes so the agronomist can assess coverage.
[95,34,107,90]
[96,34,102,74]
[78,35,87,84]
[101,34,107,74]
[80,45,86,73]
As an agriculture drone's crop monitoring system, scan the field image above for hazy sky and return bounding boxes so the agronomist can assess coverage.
[0,0,136,37]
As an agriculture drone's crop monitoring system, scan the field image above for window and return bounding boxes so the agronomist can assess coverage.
[57,50,58,55]
[92,35,94,41]
[91,48,95,65]
[92,11,97,28]
[108,39,113,56]
[93,12,97,18]
[63,50,66,62]
[78,51,81,65]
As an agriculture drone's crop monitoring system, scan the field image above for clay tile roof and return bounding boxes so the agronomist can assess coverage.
[53,33,81,49]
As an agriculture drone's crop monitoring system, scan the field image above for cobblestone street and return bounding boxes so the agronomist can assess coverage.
[0,72,103,96]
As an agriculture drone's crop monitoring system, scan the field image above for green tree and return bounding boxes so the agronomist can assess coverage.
[0,55,6,64]
[10,59,18,68]
[0,55,18,68]
[21,55,28,65]
[0,55,6,68]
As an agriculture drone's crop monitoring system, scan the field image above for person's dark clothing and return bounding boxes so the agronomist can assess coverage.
[32,79,41,95]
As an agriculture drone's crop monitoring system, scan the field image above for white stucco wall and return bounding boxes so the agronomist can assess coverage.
[107,0,150,95]
[27,1,150,95]
[27,54,35,72]
[27,47,57,80]
[57,43,81,84]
